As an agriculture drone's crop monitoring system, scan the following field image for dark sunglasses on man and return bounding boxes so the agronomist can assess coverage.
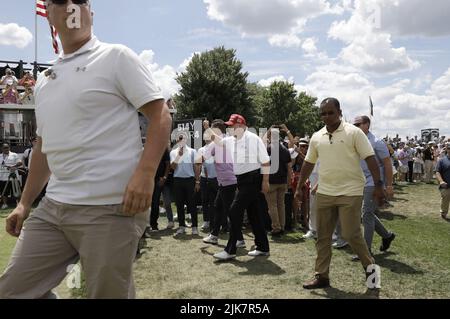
[49,0,89,5]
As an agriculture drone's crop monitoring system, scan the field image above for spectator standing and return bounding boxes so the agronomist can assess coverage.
[170,136,201,236]
[423,142,435,183]
[352,116,396,260]
[436,144,450,220]
[264,126,292,236]
[2,82,20,104]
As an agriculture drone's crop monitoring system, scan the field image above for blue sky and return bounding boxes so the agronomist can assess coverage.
[1,0,450,139]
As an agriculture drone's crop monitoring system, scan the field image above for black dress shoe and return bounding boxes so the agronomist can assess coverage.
[380,233,396,252]
[303,274,330,290]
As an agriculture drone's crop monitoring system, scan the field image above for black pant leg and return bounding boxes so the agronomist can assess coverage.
[225,184,253,255]
[212,189,223,237]
[173,179,186,227]
[221,184,242,240]
[150,182,163,229]
[200,177,209,222]
[208,179,218,226]
[186,178,198,228]
[247,189,270,252]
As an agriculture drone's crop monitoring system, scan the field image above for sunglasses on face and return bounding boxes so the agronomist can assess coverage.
[320,111,335,117]
[49,0,89,5]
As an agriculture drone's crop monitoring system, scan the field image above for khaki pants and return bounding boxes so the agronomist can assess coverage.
[315,194,374,278]
[441,188,450,214]
[0,197,147,299]
[424,160,434,183]
[265,184,287,232]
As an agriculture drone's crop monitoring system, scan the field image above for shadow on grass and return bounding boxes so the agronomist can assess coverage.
[271,235,305,245]
[377,210,408,221]
[374,252,424,275]
[200,247,286,276]
[231,257,286,276]
[310,286,379,299]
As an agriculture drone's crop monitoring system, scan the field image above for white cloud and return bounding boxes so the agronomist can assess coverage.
[427,68,450,99]
[268,34,302,48]
[0,23,33,49]
[204,0,331,36]
[328,2,420,74]
[139,50,183,99]
[258,75,295,87]
[203,0,334,48]
[368,0,450,37]
[179,52,200,73]
[294,65,450,138]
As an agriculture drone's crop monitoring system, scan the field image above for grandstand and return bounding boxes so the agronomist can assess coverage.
[0,60,50,152]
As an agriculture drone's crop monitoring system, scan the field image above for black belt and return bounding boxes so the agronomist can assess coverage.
[236,169,261,185]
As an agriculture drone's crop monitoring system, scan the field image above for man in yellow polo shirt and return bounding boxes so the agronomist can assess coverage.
[295,97,384,291]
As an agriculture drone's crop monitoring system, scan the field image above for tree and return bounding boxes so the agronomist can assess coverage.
[253,81,321,137]
[174,47,255,124]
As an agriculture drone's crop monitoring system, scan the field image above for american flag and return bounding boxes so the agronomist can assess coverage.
[36,0,59,54]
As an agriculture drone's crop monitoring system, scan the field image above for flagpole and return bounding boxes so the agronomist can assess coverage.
[34,1,38,79]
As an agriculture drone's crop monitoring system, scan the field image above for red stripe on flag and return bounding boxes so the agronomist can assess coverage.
[37,1,59,54]
[50,25,59,54]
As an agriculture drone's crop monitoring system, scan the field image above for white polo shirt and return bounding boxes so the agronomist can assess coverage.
[223,130,270,176]
[0,152,21,181]
[34,35,163,205]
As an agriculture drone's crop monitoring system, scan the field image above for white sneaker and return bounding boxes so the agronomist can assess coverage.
[1,204,7,210]
[302,230,317,240]
[248,250,270,257]
[236,240,246,248]
[192,227,199,235]
[203,234,218,245]
[175,227,186,236]
[166,222,175,229]
[213,251,236,261]
[332,239,348,249]
[201,221,210,230]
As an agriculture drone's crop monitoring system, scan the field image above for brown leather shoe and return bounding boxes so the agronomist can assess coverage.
[303,274,330,290]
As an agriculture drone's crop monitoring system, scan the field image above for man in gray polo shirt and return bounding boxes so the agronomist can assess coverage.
[352,116,396,260]
[0,0,171,299]
[436,144,450,220]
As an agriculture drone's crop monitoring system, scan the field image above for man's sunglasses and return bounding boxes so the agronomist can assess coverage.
[49,0,89,5]
[320,111,335,116]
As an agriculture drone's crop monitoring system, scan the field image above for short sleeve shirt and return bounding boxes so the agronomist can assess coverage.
[361,132,390,187]
[305,121,374,196]
[34,36,164,205]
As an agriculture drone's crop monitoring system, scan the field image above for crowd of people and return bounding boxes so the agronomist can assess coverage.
[0,68,36,105]
[0,1,448,298]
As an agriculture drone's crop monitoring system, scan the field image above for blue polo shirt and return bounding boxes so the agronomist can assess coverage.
[437,155,450,184]
[361,131,390,187]
[170,146,196,178]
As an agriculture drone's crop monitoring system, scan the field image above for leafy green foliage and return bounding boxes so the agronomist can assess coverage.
[175,47,255,124]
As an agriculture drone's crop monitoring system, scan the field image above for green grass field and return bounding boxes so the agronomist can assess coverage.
[1,183,449,299]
